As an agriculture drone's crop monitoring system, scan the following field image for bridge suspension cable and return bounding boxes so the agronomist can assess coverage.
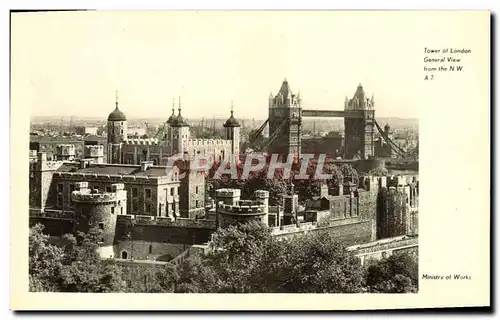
[249,118,269,143]
[154,121,169,139]
[261,118,290,151]
[373,119,418,160]
[246,118,289,154]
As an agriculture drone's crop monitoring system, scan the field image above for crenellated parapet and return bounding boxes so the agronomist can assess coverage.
[29,208,75,220]
[188,138,232,147]
[116,214,216,229]
[72,190,117,203]
[84,145,104,157]
[123,138,160,145]
[218,200,266,216]
[215,188,241,198]
[71,182,126,204]
[55,169,178,185]
[56,144,76,157]
[216,189,270,228]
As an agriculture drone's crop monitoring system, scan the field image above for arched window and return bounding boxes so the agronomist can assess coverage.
[121,251,128,259]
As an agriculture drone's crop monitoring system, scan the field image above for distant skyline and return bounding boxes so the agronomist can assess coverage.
[12,11,468,120]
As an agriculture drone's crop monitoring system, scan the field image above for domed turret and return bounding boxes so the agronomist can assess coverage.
[107,106,126,122]
[107,91,127,121]
[167,99,176,124]
[223,102,240,128]
[171,97,189,127]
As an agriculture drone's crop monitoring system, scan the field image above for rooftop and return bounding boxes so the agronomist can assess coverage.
[56,162,172,178]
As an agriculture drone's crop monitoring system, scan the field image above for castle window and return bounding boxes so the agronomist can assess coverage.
[132,188,138,198]
[195,186,199,194]
[98,223,104,230]
[149,244,153,254]
[170,188,174,196]
[196,200,199,208]
[120,207,123,215]
[145,188,152,199]
[121,251,128,259]
[111,207,115,215]
[121,129,123,134]
[145,203,151,213]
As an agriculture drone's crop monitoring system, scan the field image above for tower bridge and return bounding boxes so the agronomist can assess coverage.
[249,79,417,162]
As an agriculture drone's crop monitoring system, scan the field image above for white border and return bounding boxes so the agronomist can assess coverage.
[3,1,499,319]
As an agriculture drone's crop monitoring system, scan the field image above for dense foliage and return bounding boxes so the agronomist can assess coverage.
[365,252,419,293]
[29,224,124,292]
[29,222,418,293]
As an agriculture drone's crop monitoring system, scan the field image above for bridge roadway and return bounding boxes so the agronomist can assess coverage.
[301,109,372,118]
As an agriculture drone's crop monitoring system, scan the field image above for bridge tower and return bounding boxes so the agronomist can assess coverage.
[268,79,302,159]
[344,84,375,159]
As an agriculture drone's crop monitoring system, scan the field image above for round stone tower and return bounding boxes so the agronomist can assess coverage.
[217,199,268,229]
[72,181,127,258]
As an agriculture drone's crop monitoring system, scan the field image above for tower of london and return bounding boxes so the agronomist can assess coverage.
[107,95,241,166]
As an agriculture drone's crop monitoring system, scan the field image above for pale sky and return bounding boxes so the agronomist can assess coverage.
[11,11,476,120]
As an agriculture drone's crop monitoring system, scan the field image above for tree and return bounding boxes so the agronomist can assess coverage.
[273,232,365,293]
[365,251,418,293]
[169,222,366,293]
[29,224,65,291]
[29,224,124,293]
[58,228,124,292]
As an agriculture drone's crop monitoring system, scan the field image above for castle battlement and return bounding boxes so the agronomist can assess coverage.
[123,138,160,145]
[56,171,164,182]
[29,208,75,220]
[71,182,126,203]
[84,145,104,156]
[116,214,216,229]
[72,190,118,203]
[56,144,76,156]
[215,188,241,198]
[218,200,265,213]
[188,138,232,147]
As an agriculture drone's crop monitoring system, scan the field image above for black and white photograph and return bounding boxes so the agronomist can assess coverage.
[9,8,490,310]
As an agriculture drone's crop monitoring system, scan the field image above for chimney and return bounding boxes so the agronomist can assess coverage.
[80,159,88,169]
[141,161,154,172]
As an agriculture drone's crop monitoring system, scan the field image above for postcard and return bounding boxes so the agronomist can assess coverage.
[11,10,490,310]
